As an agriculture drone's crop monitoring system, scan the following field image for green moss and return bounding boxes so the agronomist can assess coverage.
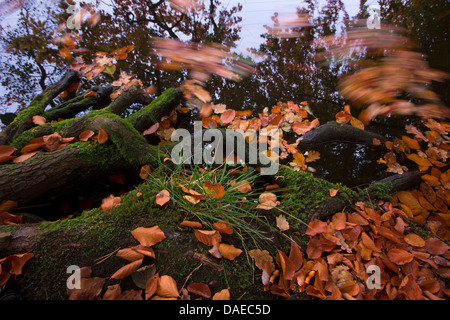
[10,93,50,130]
[276,166,358,221]
[365,182,393,201]
[67,141,122,168]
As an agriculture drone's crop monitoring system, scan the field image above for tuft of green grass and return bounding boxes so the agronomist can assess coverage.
[144,158,283,248]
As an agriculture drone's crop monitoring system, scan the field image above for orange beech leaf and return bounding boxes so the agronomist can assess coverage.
[306,219,328,236]
[372,138,382,146]
[276,214,289,232]
[0,145,16,163]
[142,123,159,136]
[350,116,365,130]
[194,229,221,246]
[180,220,203,228]
[59,90,68,98]
[116,248,144,262]
[78,130,95,141]
[83,91,97,98]
[404,234,425,247]
[103,284,121,300]
[132,245,155,258]
[119,289,143,300]
[202,182,225,199]
[0,200,18,212]
[313,259,329,282]
[187,282,211,298]
[387,248,414,265]
[335,111,352,124]
[398,275,423,300]
[145,273,159,300]
[219,243,242,260]
[43,132,62,152]
[156,275,179,298]
[421,174,440,186]
[143,85,156,95]
[306,238,323,259]
[292,121,317,135]
[407,153,432,169]
[208,243,222,259]
[12,150,40,163]
[231,179,252,193]
[8,253,33,275]
[98,128,108,144]
[424,238,450,255]
[183,195,200,204]
[289,240,303,271]
[100,194,121,211]
[329,189,339,197]
[139,165,152,179]
[305,150,320,163]
[256,192,279,210]
[332,212,346,231]
[277,250,295,281]
[156,189,170,206]
[32,115,46,125]
[110,258,143,279]
[249,249,274,273]
[402,135,421,150]
[0,155,15,164]
[68,277,106,300]
[68,82,81,93]
[292,152,306,170]
[131,226,166,247]
[200,103,213,118]
[213,221,233,235]
[212,288,230,300]
[0,211,22,225]
[202,117,217,129]
[220,109,236,124]
[361,232,380,252]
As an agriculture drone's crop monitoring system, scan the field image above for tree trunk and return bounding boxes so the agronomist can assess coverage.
[0,87,183,205]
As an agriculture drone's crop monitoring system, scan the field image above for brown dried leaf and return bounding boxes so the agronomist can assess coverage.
[212,288,230,300]
[187,282,211,298]
[100,194,121,211]
[219,243,242,261]
[276,214,289,232]
[156,189,170,206]
[110,259,143,280]
[131,226,166,247]
[156,275,179,298]
[98,128,108,144]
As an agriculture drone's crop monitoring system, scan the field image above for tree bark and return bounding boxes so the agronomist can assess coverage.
[299,121,386,146]
[0,88,183,206]
[0,70,80,145]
